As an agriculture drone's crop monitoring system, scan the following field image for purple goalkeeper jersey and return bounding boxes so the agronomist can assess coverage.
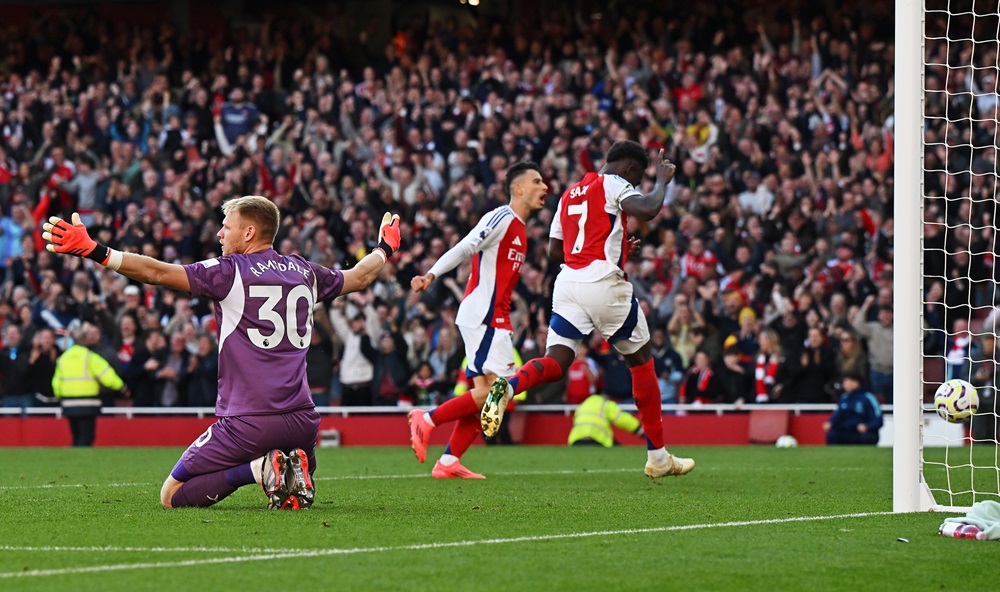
[184,249,344,416]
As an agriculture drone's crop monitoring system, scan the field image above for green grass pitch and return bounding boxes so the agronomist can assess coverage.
[1,445,996,591]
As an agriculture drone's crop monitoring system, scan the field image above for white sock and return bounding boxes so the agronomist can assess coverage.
[250,455,265,485]
[647,448,668,463]
[439,454,459,466]
[423,412,435,427]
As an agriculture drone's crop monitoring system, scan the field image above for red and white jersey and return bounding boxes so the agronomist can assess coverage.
[550,172,640,282]
[680,250,725,279]
[427,205,526,330]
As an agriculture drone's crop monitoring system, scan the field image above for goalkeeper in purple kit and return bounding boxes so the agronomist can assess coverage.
[43,196,401,510]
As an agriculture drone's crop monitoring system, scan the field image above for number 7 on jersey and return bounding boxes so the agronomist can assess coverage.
[567,202,588,254]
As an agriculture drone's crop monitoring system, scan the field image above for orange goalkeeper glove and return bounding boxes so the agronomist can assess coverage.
[374,212,401,260]
[42,213,112,265]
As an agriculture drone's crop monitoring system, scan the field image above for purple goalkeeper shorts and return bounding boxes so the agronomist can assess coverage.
[170,408,320,481]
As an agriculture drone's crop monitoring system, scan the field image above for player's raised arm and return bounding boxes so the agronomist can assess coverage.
[619,149,676,222]
[411,209,507,293]
[43,213,191,292]
[341,212,401,295]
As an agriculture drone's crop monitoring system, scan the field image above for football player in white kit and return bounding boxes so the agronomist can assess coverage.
[482,140,695,479]
[407,162,547,478]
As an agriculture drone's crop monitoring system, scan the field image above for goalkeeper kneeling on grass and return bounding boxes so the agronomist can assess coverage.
[822,370,884,445]
[43,201,401,510]
[568,393,644,447]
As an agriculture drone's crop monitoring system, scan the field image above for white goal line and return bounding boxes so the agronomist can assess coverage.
[0,511,893,580]
[0,466,868,491]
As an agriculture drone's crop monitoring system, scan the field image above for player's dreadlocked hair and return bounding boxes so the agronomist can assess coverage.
[505,161,542,196]
[605,140,649,170]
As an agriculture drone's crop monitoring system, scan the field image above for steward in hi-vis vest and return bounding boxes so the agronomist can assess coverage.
[52,322,126,446]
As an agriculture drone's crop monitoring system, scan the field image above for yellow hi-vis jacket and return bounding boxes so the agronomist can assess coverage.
[567,394,641,447]
[52,345,124,407]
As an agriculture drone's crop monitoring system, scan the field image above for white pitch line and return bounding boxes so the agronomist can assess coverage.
[0,468,633,490]
[0,465,863,490]
[314,467,634,481]
[0,511,893,579]
[0,545,292,554]
[0,482,149,491]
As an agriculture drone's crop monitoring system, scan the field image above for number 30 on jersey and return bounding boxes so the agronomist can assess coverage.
[247,285,315,350]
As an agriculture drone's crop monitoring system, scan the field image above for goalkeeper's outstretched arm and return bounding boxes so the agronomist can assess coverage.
[113,252,190,291]
[341,212,401,295]
[44,210,402,296]
[43,213,191,292]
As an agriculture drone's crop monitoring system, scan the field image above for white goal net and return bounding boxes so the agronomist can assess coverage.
[919,0,1000,511]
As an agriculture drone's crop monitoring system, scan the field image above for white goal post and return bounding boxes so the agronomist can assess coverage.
[894,0,931,513]
[900,0,1000,513]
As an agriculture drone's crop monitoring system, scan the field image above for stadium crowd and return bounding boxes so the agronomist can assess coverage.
[0,1,902,411]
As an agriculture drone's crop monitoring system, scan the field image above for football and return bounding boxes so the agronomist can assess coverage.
[934,379,979,423]
[775,435,798,448]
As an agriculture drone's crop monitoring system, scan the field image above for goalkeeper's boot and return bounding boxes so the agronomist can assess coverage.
[408,409,432,463]
[644,454,696,479]
[261,449,291,509]
[481,377,513,438]
[432,460,486,479]
[282,448,315,510]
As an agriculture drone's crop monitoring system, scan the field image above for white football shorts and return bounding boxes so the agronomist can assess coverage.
[457,323,517,379]
[546,273,650,356]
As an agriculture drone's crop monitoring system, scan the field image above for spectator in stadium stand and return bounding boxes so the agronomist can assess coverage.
[125,328,167,408]
[768,304,807,361]
[157,330,191,407]
[944,317,978,384]
[0,1,898,412]
[851,293,893,403]
[328,292,381,407]
[27,327,59,404]
[922,280,947,358]
[217,87,259,146]
[679,350,720,405]
[822,370,883,446]
[304,323,335,407]
[186,333,220,408]
[666,293,704,368]
[427,325,464,388]
[0,324,33,411]
[784,324,838,404]
[53,154,101,227]
[0,203,35,267]
[716,343,754,406]
[753,328,792,403]
[833,327,869,392]
[649,327,684,404]
[371,330,411,406]
[112,313,139,376]
[732,306,760,365]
